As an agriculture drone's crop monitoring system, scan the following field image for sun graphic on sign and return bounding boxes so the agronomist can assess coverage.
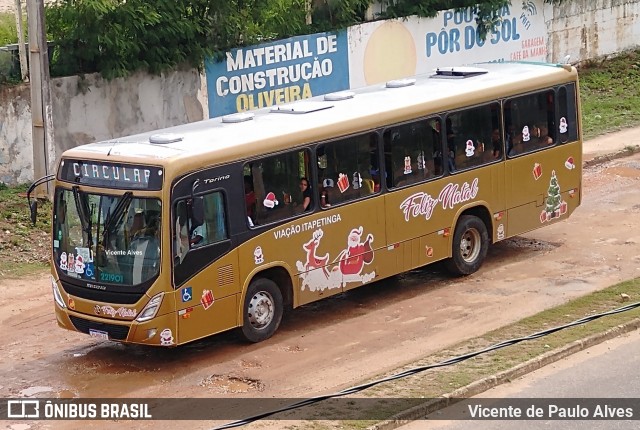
[363,21,417,85]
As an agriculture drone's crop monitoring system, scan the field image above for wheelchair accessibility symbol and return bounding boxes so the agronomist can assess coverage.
[181,287,192,302]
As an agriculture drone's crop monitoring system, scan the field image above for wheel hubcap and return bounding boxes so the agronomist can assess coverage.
[247,291,275,330]
[460,228,481,263]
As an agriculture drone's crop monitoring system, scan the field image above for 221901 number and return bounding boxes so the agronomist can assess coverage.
[100,272,124,283]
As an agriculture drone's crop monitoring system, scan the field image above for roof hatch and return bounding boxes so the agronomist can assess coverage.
[271,101,334,114]
[385,78,416,88]
[149,133,183,144]
[431,66,489,79]
[222,112,255,123]
[324,91,355,101]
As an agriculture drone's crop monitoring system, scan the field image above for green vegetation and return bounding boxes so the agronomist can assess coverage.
[40,0,567,79]
[0,12,17,46]
[0,11,27,85]
[0,183,51,278]
[578,49,640,140]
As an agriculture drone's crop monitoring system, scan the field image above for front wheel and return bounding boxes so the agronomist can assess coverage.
[240,278,283,343]
[445,215,489,276]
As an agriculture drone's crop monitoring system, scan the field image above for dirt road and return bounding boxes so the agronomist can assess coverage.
[2,146,640,430]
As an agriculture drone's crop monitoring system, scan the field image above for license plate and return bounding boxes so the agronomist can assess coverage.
[89,329,109,340]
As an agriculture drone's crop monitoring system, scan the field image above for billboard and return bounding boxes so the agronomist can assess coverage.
[204,1,548,117]
[348,1,547,88]
[206,31,349,117]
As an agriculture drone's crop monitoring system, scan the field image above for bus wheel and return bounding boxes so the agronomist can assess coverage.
[241,278,283,343]
[445,215,489,276]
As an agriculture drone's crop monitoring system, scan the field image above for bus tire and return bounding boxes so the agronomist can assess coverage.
[240,278,283,343]
[445,215,489,276]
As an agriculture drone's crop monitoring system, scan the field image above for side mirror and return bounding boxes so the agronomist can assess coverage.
[26,174,55,226]
[29,200,38,225]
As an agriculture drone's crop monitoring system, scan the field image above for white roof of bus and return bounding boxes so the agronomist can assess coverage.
[64,62,576,167]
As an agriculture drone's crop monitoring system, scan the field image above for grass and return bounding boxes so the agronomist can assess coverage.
[0,183,52,277]
[284,278,640,429]
[578,49,640,140]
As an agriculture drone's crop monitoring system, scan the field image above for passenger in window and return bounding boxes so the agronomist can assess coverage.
[444,118,457,171]
[532,123,553,146]
[431,119,442,151]
[508,125,531,156]
[430,120,444,172]
[244,175,257,226]
[134,211,160,239]
[455,138,486,169]
[319,187,330,208]
[489,128,503,159]
[299,177,313,212]
[130,211,145,240]
[186,198,206,246]
[190,223,205,245]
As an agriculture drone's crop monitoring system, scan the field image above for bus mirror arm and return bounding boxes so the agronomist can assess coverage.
[187,179,204,229]
[190,179,200,200]
[26,174,55,225]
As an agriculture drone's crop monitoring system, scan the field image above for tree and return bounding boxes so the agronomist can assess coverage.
[43,0,569,79]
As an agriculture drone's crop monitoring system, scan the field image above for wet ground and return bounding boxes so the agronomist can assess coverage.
[2,150,640,430]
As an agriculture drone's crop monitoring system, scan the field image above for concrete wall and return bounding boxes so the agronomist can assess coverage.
[545,0,640,63]
[0,0,639,185]
[0,82,32,183]
[51,68,206,155]
[0,67,207,185]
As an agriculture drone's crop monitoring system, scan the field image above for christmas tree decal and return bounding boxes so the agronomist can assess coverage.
[540,170,568,223]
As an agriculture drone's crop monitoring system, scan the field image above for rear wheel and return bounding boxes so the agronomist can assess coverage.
[445,215,489,276]
[240,278,283,343]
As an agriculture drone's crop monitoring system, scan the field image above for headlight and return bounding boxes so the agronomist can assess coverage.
[51,276,66,309]
[136,292,164,322]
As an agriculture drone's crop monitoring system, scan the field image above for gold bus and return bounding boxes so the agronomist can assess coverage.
[31,61,582,346]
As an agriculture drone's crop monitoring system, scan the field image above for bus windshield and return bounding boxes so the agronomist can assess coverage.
[53,188,162,286]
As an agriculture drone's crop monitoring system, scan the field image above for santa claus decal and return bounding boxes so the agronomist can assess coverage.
[296,226,376,292]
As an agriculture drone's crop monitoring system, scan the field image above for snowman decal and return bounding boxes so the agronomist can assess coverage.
[465,140,475,157]
[522,125,531,142]
[59,252,68,271]
[403,156,412,174]
[559,117,568,134]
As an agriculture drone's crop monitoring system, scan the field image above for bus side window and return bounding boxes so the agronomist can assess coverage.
[319,133,378,205]
[505,90,556,156]
[251,149,311,224]
[445,103,498,172]
[202,192,227,243]
[384,118,441,188]
[173,192,228,265]
[558,84,579,143]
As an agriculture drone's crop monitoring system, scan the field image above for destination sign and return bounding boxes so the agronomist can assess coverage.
[58,159,164,190]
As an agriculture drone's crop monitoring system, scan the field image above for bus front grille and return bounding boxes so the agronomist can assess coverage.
[69,315,130,340]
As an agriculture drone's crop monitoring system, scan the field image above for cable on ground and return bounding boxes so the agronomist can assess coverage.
[212,299,640,429]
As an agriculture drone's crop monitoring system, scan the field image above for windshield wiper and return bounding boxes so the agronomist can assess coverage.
[102,192,133,244]
[72,186,93,249]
